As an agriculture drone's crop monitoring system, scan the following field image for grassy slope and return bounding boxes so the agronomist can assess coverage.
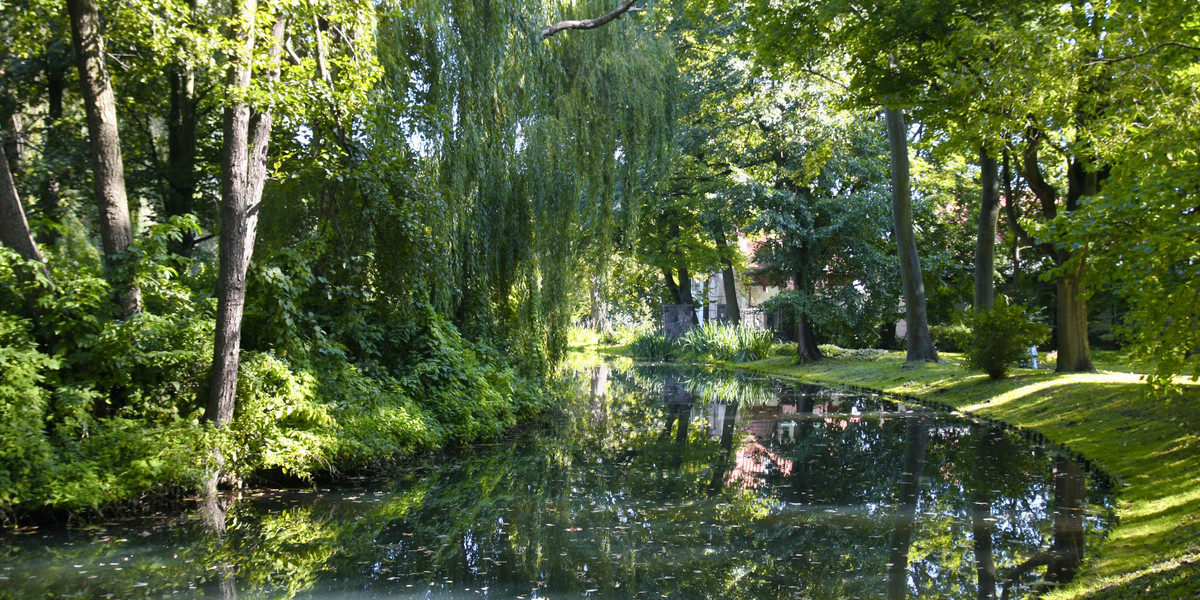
[591,340,1200,599]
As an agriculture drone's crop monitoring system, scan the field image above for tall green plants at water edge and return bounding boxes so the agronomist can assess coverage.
[679,323,776,363]
[964,300,1051,379]
[630,332,679,361]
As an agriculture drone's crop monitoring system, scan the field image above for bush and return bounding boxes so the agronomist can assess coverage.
[930,321,973,352]
[678,323,775,363]
[817,344,890,361]
[964,301,1051,379]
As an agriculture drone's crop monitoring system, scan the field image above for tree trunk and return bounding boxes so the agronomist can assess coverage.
[1,112,22,173]
[1015,133,1094,372]
[165,44,200,253]
[0,144,46,267]
[884,106,938,362]
[40,45,69,245]
[67,0,141,317]
[888,413,929,600]
[676,266,698,324]
[205,9,286,428]
[1053,157,1099,373]
[796,312,822,363]
[588,275,609,332]
[661,266,680,303]
[1002,151,1020,295]
[1,143,51,316]
[1055,257,1095,373]
[975,146,1001,312]
[712,225,741,325]
[793,272,822,362]
[880,320,898,350]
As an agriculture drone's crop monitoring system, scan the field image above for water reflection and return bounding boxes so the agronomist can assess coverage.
[0,362,1114,600]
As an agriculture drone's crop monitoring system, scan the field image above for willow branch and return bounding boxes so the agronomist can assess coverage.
[542,0,643,39]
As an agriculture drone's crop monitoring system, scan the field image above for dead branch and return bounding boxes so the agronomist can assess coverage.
[541,0,644,39]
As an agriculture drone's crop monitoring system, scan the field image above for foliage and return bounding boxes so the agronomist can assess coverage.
[629,332,679,362]
[963,300,1050,379]
[816,344,891,362]
[677,322,775,363]
[929,322,973,353]
[929,310,974,353]
[597,323,654,346]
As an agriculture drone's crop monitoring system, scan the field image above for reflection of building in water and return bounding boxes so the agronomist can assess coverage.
[714,390,884,489]
[718,400,800,489]
[728,441,794,489]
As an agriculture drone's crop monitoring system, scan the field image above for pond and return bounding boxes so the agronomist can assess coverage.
[0,361,1115,600]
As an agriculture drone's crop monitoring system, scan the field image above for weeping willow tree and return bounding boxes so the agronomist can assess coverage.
[370,0,676,362]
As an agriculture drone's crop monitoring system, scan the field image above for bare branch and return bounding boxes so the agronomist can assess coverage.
[542,0,643,39]
[1087,41,1200,66]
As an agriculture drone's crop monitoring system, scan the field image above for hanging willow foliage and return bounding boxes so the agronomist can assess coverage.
[369,0,676,361]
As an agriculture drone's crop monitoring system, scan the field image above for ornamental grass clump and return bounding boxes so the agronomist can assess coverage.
[964,300,1051,379]
[629,332,679,361]
[679,323,775,363]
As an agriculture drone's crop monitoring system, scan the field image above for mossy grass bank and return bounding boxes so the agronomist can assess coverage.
[588,338,1200,600]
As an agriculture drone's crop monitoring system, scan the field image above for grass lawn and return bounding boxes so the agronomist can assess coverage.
[591,340,1200,599]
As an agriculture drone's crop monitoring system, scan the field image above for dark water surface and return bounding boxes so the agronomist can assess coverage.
[0,362,1115,599]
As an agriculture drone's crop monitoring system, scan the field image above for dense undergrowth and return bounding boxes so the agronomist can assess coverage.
[0,228,551,523]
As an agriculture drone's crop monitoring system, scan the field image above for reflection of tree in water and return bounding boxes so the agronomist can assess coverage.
[0,362,1112,600]
[1000,456,1086,599]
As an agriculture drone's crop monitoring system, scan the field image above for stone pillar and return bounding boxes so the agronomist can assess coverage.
[663,305,694,341]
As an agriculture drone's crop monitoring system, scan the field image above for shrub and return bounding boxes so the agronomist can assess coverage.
[964,300,1051,379]
[930,321,973,352]
[817,344,890,361]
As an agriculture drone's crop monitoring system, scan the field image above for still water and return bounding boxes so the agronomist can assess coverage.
[0,361,1114,599]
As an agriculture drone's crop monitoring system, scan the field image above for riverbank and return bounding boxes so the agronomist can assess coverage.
[586,341,1200,600]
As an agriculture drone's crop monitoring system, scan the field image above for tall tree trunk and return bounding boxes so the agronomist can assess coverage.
[1015,132,1094,372]
[1002,152,1020,295]
[884,106,938,362]
[40,44,69,245]
[712,225,741,325]
[1,112,22,173]
[165,43,200,253]
[588,275,609,332]
[205,9,286,428]
[67,0,141,317]
[888,413,929,600]
[975,146,1001,312]
[1054,157,1098,373]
